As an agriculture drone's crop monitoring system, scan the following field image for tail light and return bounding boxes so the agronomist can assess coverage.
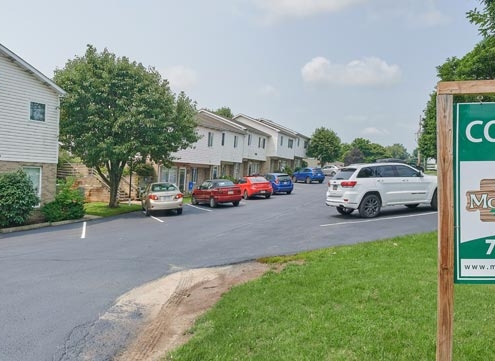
[341,181,357,188]
[149,194,159,200]
[175,193,183,200]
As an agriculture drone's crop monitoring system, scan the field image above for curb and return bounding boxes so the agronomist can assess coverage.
[0,215,102,234]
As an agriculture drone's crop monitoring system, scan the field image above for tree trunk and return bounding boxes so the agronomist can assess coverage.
[108,167,122,208]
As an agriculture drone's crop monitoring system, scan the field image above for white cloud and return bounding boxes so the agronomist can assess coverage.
[161,65,198,92]
[361,127,390,136]
[301,56,401,86]
[253,0,366,22]
[258,84,280,97]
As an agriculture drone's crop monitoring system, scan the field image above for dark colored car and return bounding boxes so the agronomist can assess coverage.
[264,173,293,194]
[191,179,242,208]
[237,176,273,199]
[292,167,325,184]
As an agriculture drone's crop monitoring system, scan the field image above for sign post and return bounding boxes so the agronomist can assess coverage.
[436,80,495,361]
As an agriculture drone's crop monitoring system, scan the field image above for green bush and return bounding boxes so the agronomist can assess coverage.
[0,170,40,227]
[41,178,85,222]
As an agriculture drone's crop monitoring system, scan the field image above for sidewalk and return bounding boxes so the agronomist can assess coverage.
[0,214,101,234]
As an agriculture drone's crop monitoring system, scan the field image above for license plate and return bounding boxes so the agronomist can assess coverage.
[160,196,171,201]
[228,191,234,195]
[333,185,338,190]
[260,190,266,193]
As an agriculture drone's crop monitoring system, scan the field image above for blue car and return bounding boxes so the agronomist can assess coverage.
[292,167,325,184]
[264,173,293,194]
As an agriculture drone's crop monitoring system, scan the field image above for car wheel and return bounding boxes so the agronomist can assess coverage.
[233,200,240,207]
[330,171,336,177]
[191,196,199,205]
[287,190,292,194]
[431,190,438,210]
[336,206,354,215]
[292,176,297,183]
[243,190,249,200]
[358,194,381,218]
[209,197,217,208]
[318,180,323,184]
[176,208,183,215]
[405,204,419,209]
[305,177,311,184]
[265,194,271,199]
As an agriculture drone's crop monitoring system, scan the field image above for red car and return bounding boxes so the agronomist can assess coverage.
[191,179,242,208]
[237,176,273,199]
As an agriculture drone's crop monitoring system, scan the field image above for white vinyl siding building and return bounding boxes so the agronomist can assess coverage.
[0,44,66,204]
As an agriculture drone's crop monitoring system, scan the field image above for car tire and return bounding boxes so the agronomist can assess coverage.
[305,177,311,184]
[265,194,271,199]
[176,208,183,215]
[358,194,381,218]
[405,204,419,209]
[336,206,354,215]
[431,190,438,210]
[318,180,323,183]
[191,196,199,205]
[209,197,217,208]
[233,200,240,207]
[287,190,292,194]
[243,190,249,200]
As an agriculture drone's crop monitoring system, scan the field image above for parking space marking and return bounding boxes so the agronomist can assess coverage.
[187,204,213,212]
[320,211,437,227]
[81,222,87,239]
[151,215,164,222]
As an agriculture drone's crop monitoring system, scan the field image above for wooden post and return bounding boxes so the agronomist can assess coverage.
[436,92,454,361]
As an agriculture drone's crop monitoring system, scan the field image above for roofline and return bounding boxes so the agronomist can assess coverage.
[233,113,281,133]
[198,109,247,132]
[0,43,66,96]
[235,113,310,139]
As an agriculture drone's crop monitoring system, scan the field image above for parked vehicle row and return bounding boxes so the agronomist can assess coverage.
[325,162,437,218]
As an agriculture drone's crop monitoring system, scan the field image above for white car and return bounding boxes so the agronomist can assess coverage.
[141,182,184,216]
[322,165,339,177]
[325,163,437,218]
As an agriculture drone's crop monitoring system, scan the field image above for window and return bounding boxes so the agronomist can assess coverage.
[262,138,266,149]
[30,102,46,122]
[304,141,308,149]
[160,167,177,183]
[280,136,284,146]
[221,132,225,146]
[248,134,252,146]
[208,132,214,147]
[297,138,300,147]
[396,165,419,177]
[234,135,238,148]
[288,139,294,149]
[258,137,261,148]
[23,167,41,206]
[211,165,218,179]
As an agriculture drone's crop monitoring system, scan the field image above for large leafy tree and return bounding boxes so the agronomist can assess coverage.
[213,107,234,119]
[385,143,409,159]
[54,45,199,207]
[349,138,389,163]
[306,127,341,165]
[419,1,495,159]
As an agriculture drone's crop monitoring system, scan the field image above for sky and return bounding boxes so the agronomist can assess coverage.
[2,0,482,153]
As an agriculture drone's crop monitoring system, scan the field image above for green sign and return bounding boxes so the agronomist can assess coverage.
[455,103,495,283]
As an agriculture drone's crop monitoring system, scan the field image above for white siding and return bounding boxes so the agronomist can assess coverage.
[0,54,60,164]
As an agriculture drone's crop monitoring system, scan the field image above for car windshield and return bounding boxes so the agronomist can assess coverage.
[277,175,291,181]
[334,168,357,180]
[250,177,269,183]
[215,180,235,187]
[151,183,177,192]
[313,168,323,173]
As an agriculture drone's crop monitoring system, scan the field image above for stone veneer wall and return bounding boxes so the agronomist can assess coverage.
[0,160,57,205]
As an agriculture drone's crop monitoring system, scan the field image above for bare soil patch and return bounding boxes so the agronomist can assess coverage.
[113,262,271,361]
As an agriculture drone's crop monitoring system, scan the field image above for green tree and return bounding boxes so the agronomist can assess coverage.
[385,143,409,159]
[54,45,199,208]
[0,170,39,227]
[213,107,234,119]
[306,127,341,165]
[349,138,389,163]
[467,0,495,37]
[343,147,365,165]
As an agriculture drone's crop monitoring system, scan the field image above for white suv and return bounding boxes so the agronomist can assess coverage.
[325,162,437,218]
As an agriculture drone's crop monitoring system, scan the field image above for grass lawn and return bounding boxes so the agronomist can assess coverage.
[84,202,142,217]
[166,232,495,361]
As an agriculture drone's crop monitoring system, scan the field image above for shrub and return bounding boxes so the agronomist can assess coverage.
[0,169,40,227]
[41,178,85,222]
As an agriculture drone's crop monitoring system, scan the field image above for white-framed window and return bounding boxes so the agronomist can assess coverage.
[288,139,294,149]
[248,134,252,146]
[258,137,261,148]
[208,132,214,147]
[280,135,284,146]
[234,135,238,148]
[30,102,46,122]
[23,166,41,206]
[221,132,225,146]
[160,167,177,184]
[304,140,308,149]
[262,138,266,149]
[297,138,300,147]
[211,165,218,179]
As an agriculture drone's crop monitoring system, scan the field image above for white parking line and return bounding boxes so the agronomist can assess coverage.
[81,222,86,239]
[187,204,213,212]
[151,215,164,222]
[320,211,437,227]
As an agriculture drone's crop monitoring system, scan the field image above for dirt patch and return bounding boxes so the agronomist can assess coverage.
[113,262,272,361]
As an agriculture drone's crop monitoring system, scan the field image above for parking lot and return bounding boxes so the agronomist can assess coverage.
[0,180,438,361]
